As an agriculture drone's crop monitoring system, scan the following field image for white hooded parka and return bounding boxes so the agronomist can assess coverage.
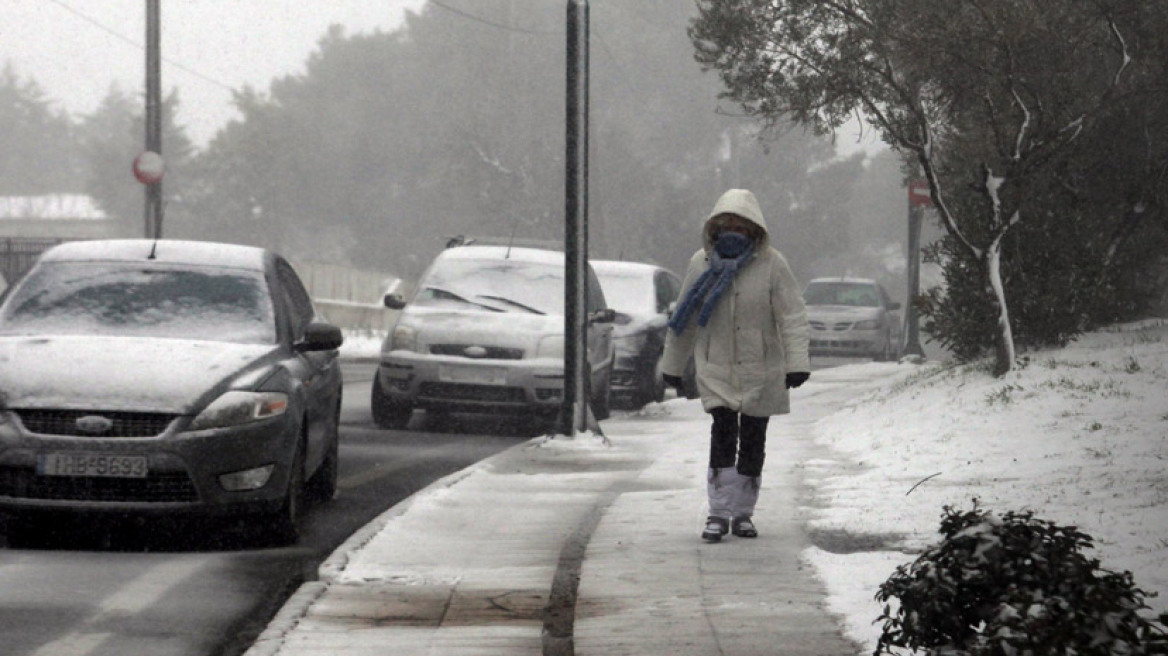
[662,189,811,417]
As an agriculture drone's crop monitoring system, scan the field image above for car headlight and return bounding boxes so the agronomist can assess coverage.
[188,391,288,431]
[390,324,418,352]
[853,319,883,330]
[537,335,564,359]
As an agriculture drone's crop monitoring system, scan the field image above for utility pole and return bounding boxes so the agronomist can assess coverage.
[144,0,163,238]
[560,0,589,436]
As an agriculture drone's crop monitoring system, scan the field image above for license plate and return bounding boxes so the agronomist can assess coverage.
[37,453,148,478]
[439,365,507,385]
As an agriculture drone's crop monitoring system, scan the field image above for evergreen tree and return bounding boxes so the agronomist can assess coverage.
[0,64,84,195]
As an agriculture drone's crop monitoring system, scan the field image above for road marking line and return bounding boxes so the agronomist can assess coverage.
[30,631,112,656]
[30,558,208,656]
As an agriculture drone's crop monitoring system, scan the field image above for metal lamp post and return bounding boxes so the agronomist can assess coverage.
[144,0,164,238]
[560,0,590,436]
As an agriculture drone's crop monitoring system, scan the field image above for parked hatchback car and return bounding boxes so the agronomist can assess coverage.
[0,239,344,544]
[372,243,615,429]
[803,277,902,360]
[591,260,682,408]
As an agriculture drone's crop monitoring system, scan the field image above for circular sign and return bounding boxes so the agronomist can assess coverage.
[133,151,166,184]
[909,179,933,207]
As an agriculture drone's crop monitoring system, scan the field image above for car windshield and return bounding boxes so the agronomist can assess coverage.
[413,258,564,315]
[803,282,881,308]
[0,262,277,344]
[596,271,654,313]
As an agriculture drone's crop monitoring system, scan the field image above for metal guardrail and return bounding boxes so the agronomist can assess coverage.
[0,237,67,285]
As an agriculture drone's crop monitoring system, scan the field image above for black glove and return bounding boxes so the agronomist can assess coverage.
[785,372,810,389]
[662,374,684,391]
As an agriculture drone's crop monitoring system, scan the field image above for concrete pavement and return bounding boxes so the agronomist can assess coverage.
[245,370,884,656]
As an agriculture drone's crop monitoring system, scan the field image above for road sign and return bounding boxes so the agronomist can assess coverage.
[133,151,166,185]
[909,179,933,207]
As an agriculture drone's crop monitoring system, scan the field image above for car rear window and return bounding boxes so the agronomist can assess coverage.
[0,262,277,344]
[803,283,881,308]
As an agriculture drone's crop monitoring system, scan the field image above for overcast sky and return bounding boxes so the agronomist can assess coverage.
[0,0,426,147]
[0,0,884,158]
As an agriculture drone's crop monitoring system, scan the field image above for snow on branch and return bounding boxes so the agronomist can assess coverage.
[1109,18,1131,88]
[1010,86,1030,162]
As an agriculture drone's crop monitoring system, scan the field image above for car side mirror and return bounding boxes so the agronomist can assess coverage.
[384,293,406,310]
[588,308,616,324]
[889,302,901,311]
[295,322,344,352]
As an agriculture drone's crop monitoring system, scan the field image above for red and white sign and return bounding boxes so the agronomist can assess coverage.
[909,179,933,207]
[132,151,166,185]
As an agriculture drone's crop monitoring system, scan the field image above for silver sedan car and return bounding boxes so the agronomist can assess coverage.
[0,240,343,544]
[804,277,902,361]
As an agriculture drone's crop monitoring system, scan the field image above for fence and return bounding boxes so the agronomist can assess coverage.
[287,260,403,333]
[0,238,67,285]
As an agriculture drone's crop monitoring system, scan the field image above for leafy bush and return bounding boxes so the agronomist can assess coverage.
[875,503,1168,655]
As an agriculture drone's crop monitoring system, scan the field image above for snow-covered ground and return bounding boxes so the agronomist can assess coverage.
[803,318,1168,651]
[334,322,1168,652]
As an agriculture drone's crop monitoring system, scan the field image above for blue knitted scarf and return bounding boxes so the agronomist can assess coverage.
[668,233,754,334]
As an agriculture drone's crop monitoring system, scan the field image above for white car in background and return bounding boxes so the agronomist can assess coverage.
[591,260,683,408]
[372,243,616,430]
[803,277,902,361]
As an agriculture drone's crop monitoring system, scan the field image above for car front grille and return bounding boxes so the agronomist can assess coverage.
[810,321,854,332]
[15,410,177,438]
[419,382,527,404]
[429,344,525,360]
[810,339,866,349]
[0,466,199,503]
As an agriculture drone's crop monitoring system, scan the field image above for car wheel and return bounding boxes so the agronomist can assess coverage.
[875,332,894,362]
[651,354,666,403]
[632,354,665,408]
[267,435,305,545]
[307,398,340,502]
[590,360,612,421]
[371,375,412,429]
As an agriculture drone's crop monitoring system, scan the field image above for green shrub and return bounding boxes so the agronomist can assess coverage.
[875,503,1168,655]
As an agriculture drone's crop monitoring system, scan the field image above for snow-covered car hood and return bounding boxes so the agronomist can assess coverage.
[395,307,564,352]
[805,305,886,323]
[0,335,279,413]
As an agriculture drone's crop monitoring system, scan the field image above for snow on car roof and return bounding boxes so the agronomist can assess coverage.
[808,276,877,285]
[38,239,269,271]
[591,260,663,276]
[440,244,565,265]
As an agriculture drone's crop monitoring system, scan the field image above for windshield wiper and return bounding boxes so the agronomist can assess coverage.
[476,294,546,315]
[424,287,504,312]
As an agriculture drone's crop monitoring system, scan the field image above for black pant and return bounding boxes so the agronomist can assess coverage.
[709,407,770,478]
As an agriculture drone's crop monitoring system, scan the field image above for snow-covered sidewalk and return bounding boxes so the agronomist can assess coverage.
[803,319,1168,651]
[327,320,1167,654]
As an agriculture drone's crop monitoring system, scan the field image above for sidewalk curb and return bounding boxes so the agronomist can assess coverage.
[241,431,565,656]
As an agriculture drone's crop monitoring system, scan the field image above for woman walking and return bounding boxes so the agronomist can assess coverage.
[662,188,811,542]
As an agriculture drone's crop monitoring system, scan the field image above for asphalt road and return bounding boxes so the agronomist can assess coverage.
[0,363,533,656]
